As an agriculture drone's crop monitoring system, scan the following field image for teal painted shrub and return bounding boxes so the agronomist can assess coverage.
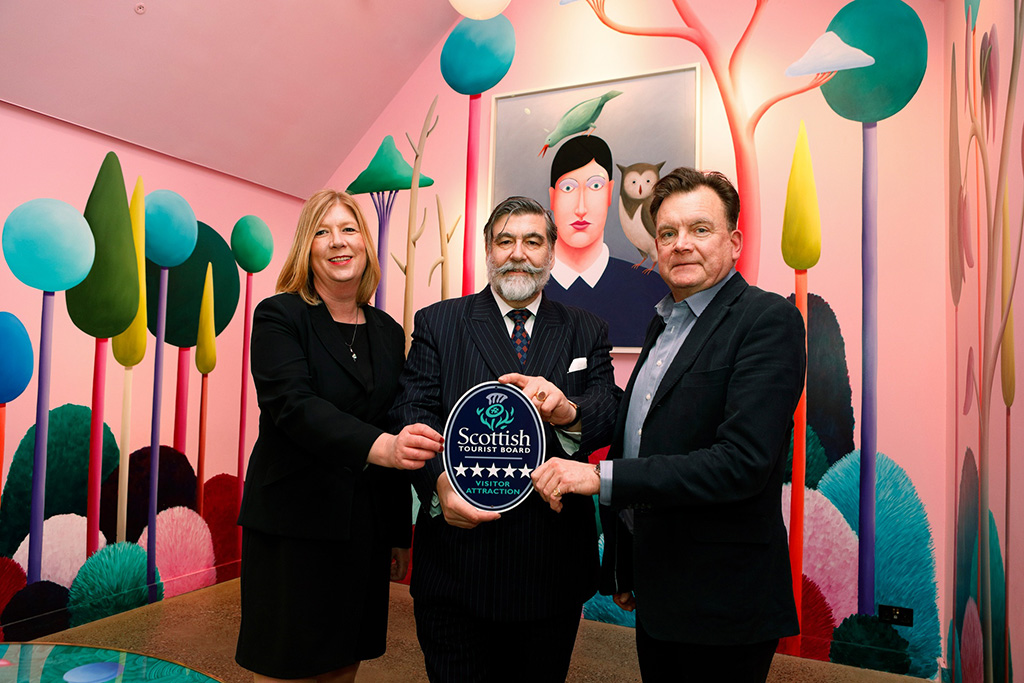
[818,450,939,678]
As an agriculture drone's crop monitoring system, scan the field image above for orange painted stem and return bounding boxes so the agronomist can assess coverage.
[87,338,109,557]
[462,93,481,296]
[237,272,254,556]
[789,269,808,654]
[197,373,209,517]
[174,347,191,454]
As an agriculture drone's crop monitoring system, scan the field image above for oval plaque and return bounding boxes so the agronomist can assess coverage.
[443,381,546,512]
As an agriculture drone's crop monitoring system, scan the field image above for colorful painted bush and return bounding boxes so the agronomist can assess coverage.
[0,404,118,556]
[819,451,940,678]
[68,542,162,626]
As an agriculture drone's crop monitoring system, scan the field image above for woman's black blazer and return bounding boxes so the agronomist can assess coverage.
[237,292,409,545]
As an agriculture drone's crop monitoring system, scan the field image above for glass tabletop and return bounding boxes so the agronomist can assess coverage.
[0,643,220,683]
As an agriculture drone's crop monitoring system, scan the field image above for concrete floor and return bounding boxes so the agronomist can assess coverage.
[37,580,926,682]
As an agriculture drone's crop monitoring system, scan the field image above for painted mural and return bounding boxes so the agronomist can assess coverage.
[0,0,1010,681]
[947,1,1022,682]
[0,152,274,639]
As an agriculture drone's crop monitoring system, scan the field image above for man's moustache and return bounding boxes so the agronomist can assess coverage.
[496,262,544,275]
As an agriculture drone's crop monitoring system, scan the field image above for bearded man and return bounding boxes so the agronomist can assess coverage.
[390,195,622,683]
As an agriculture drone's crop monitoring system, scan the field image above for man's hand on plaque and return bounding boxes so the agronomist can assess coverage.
[498,373,579,429]
[437,472,501,528]
[531,457,601,512]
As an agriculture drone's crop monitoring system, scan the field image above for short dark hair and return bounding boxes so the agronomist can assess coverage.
[483,196,558,247]
[649,167,740,231]
[549,135,614,188]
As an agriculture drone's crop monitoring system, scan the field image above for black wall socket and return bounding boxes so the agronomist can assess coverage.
[878,604,914,627]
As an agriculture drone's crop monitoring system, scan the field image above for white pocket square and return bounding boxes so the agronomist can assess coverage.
[568,357,588,372]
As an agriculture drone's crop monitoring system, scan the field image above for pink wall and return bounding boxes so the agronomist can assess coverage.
[0,101,303,490]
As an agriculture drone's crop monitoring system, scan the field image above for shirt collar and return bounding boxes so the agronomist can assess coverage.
[491,286,543,319]
[656,269,737,322]
[549,242,609,289]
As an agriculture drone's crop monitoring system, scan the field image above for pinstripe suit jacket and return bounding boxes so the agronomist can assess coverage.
[391,287,621,621]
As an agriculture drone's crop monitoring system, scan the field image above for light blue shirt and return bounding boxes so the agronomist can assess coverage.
[599,270,736,507]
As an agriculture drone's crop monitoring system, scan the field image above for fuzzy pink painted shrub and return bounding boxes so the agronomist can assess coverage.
[781,483,857,624]
[960,598,983,683]
[137,506,216,598]
[12,514,106,588]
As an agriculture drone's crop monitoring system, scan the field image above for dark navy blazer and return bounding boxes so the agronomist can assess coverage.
[601,273,806,645]
[238,292,409,546]
[391,287,622,621]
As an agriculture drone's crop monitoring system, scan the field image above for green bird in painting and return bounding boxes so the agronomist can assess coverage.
[539,90,622,156]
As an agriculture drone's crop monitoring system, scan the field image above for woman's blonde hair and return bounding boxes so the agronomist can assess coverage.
[276,190,381,306]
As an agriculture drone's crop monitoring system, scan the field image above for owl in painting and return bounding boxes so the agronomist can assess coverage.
[617,161,664,272]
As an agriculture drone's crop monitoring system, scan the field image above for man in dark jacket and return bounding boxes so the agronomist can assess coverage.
[532,168,806,682]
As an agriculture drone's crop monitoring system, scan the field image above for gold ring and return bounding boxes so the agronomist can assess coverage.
[553,487,562,498]
[536,390,547,401]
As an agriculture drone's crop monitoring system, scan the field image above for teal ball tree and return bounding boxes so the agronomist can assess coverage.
[3,198,97,583]
[229,215,274,527]
[144,190,197,269]
[821,0,927,122]
[3,199,94,292]
[440,12,516,296]
[440,15,515,96]
[231,215,274,274]
[141,188,197,602]
[820,0,927,615]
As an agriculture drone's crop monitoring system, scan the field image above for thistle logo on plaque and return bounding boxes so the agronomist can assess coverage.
[443,381,546,512]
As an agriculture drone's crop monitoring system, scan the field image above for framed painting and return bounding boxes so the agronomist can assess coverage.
[490,65,700,350]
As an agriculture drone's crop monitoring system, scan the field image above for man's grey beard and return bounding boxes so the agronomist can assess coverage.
[486,253,552,304]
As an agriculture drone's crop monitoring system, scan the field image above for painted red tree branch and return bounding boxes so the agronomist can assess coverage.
[585,0,827,283]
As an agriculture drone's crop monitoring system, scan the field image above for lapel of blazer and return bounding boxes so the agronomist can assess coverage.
[609,314,665,460]
[363,305,390,387]
[309,301,370,391]
[524,295,569,381]
[651,273,748,407]
[467,287,523,378]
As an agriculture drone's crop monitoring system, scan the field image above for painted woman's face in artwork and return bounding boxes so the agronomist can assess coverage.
[548,159,615,252]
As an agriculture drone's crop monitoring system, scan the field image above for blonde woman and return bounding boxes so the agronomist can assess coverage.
[236,190,442,683]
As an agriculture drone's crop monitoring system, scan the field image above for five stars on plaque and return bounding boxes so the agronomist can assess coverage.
[451,462,533,478]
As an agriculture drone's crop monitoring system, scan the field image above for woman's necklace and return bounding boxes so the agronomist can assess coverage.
[342,308,360,361]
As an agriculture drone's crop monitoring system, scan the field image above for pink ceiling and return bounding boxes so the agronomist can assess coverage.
[0,1,458,198]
